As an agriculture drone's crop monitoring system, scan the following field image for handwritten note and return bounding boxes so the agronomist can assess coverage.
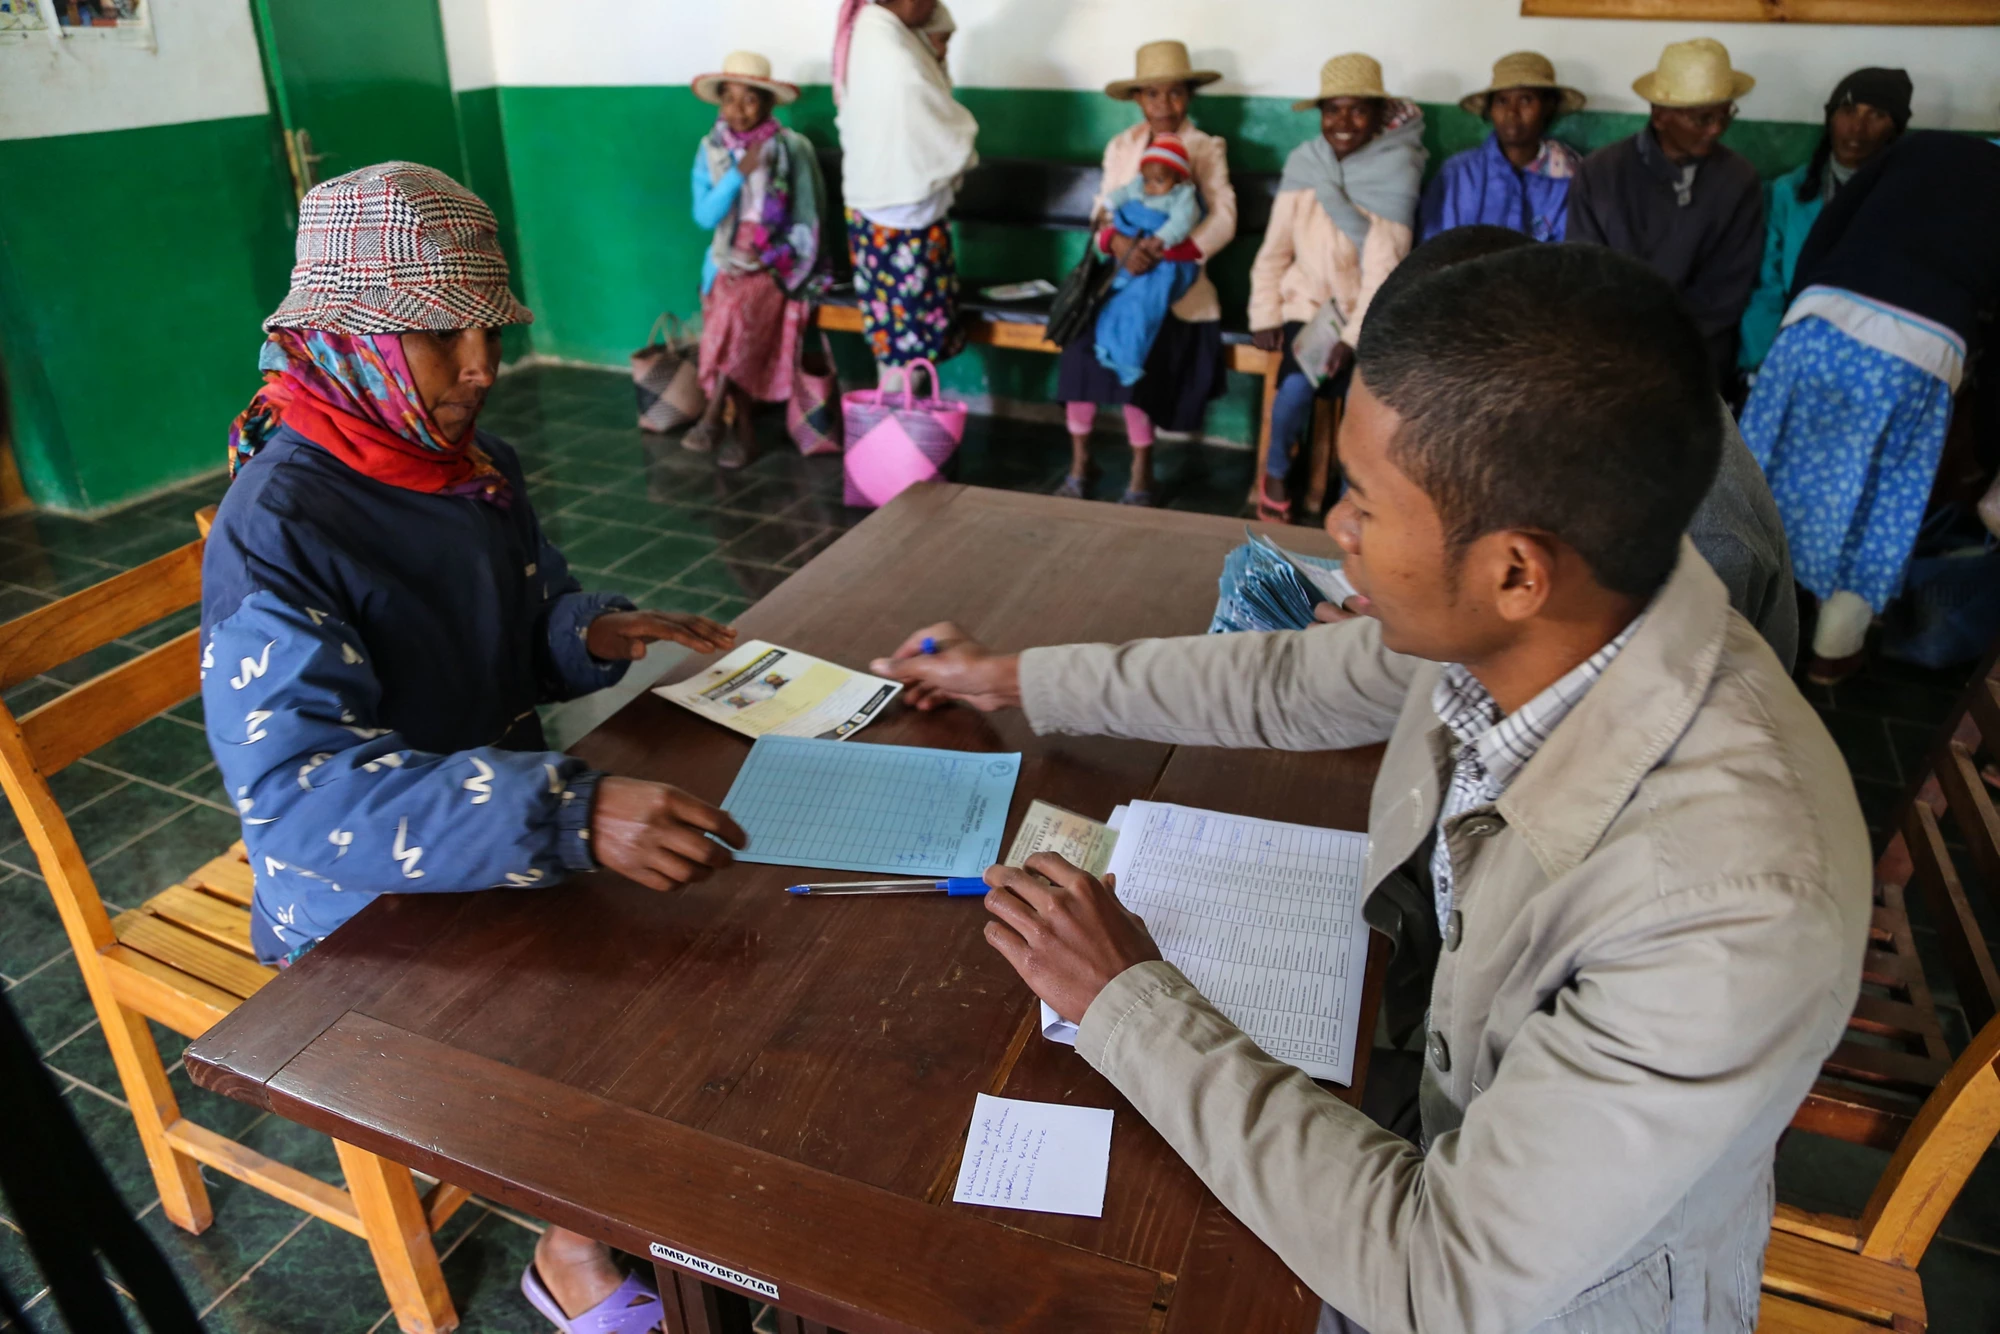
[951,1093,1113,1218]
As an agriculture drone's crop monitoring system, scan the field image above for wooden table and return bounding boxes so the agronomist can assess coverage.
[187,486,1388,1334]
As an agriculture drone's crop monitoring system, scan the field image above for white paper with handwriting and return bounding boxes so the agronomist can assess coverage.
[951,1093,1113,1218]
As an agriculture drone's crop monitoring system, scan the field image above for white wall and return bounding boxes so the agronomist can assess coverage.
[438,0,496,90]
[479,0,2000,128]
[0,0,267,141]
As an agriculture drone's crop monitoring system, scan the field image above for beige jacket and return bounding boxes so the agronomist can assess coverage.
[1248,187,1412,344]
[1095,121,1238,325]
[1018,543,1870,1334]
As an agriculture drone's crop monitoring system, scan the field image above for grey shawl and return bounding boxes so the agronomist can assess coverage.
[1278,101,1428,251]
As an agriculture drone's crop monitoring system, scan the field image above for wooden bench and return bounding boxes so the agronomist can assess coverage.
[1791,648,2000,1151]
[0,511,467,1333]
[809,152,1292,492]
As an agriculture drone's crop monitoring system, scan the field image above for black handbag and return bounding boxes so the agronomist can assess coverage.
[1045,249,1119,348]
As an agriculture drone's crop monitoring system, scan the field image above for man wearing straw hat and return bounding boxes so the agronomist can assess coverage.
[1419,52,1584,243]
[1570,39,1765,380]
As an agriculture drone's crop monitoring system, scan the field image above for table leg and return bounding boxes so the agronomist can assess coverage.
[654,1264,758,1334]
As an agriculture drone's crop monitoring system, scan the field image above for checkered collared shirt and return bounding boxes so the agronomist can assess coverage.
[1427,616,1645,931]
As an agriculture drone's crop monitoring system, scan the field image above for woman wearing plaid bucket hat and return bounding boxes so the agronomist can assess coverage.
[684,51,827,468]
[206,161,747,1331]
[1054,40,1239,506]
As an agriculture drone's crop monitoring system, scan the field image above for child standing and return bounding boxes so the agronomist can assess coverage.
[1093,135,1206,386]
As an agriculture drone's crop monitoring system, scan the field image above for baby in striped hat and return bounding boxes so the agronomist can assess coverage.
[1094,134,1209,384]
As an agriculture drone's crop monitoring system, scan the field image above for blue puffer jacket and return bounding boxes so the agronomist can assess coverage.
[200,425,634,962]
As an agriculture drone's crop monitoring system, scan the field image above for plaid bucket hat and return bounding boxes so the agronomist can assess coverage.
[264,161,532,334]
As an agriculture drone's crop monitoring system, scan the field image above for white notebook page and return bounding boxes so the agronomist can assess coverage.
[1041,799,1371,1085]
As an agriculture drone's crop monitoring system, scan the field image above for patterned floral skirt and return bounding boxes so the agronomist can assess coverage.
[845,209,964,366]
[1741,316,1956,611]
[699,268,808,403]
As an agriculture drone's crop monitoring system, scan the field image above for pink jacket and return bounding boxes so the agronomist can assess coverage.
[1094,121,1238,324]
[1249,188,1413,344]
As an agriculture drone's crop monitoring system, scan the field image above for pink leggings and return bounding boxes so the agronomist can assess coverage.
[1065,402,1155,448]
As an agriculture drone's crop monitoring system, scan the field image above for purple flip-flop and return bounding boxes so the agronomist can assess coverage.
[520,1264,665,1334]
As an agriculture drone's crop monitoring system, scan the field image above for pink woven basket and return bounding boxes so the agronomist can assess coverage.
[840,359,968,509]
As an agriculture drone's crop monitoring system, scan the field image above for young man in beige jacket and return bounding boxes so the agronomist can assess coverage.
[871,245,1871,1333]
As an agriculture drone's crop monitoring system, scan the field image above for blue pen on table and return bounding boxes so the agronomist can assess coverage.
[785,877,988,897]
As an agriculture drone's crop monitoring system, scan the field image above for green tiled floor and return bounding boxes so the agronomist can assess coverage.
[1,364,1995,1330]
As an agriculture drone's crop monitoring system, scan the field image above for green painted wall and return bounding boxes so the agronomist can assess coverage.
[457,86,533,364]
[496,84,1823,444]
[0,116,296,510]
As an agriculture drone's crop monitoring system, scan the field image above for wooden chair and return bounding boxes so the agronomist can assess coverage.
[1758,1009,2000,1331]
[1793,649,2000,1150]
[0,516,467,1333]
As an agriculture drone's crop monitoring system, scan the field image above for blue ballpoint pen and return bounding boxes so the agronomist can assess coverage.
[784,877,988,897]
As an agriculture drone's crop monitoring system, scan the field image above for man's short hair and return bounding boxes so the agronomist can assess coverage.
[1355,243,1720,598]
[1368,225,1532,327]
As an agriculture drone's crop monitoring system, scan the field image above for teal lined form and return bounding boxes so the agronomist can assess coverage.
[722,736,1021,877]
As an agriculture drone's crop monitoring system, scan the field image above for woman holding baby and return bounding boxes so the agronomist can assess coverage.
[1055,41,1239,507]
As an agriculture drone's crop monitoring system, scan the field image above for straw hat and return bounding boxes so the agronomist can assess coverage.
[1292,53,1394,112]
[266,162,531,334]
[1632,39,1754,109]
[1459,51,1585,118]
[1105,40,1222,100]
[692,51,800,107]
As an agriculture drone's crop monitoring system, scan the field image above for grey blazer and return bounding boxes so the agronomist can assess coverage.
[1019,542,1870,1334]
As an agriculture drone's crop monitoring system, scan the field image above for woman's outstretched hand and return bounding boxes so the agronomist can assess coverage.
[586,610,738,662]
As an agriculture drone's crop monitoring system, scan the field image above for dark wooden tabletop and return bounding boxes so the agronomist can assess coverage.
[187,485,1388,1334]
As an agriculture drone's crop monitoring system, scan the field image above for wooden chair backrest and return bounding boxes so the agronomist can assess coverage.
[1854,1008,2000,1267]
[0,534,206,957]
[1897,652,2000,1037]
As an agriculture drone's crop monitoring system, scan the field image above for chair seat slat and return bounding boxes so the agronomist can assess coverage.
[186,850,255,907]
[112,909,275,999]
[144,883,256,957]
[1762,1230,1926,1327]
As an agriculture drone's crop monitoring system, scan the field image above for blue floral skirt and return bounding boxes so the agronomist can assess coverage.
[1741,316,1955,611]
[845,209,964,367]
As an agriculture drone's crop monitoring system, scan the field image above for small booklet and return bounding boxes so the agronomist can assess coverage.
[652,640,900,741]
[1003,800,1117,877]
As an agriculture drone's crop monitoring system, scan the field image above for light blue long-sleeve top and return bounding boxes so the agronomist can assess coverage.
[691,144,744,297]
[1738,163,1824,371]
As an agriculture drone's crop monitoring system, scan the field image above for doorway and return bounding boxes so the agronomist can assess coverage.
[250,0,465,198]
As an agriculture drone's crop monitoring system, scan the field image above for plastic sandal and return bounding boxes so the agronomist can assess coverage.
[1117,488,1156,507]
[521,1265,665,1334]
[681,421,718,454]
[1255,473,1293,523]
[1052,474,1088,500]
